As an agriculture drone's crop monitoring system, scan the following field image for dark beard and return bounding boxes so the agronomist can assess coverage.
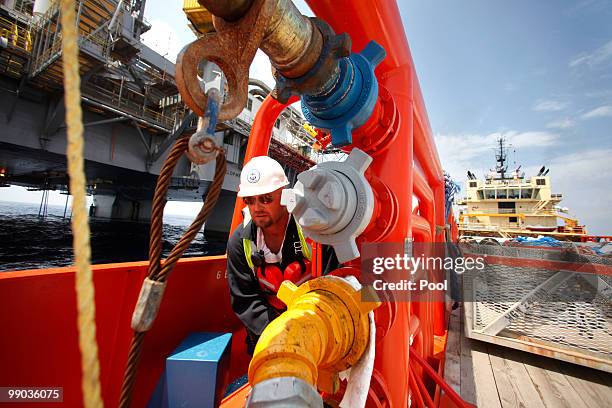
[253,217,273,228]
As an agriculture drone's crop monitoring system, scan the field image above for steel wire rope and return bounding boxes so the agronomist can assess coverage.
[59,0,104,406]
[119,136,226,408]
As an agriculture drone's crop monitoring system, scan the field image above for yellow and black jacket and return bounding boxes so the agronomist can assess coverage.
[226,216,338,353]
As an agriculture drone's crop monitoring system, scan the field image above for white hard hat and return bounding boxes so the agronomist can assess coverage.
[237,156,289,197]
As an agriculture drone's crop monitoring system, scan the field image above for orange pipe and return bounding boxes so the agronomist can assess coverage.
[410,345,476,408]
[411,209,434,359]
[413,132,442,188]
[371,76,413,406]
[230,94,299,232]
[413,168,434,205]
[408,365,426,408]
[413,168,435,239]
[412,214,432,241]
[350,97,383,148]
[410,364,435,408]
[432,184,446,335]
[451,214,459,242]
[413,75,443,186]
[433,185,446,243]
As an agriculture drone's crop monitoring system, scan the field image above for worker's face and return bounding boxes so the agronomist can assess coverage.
[244,188,287,228]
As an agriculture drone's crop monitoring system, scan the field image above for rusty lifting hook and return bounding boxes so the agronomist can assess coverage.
[175,0,348,121]
[176,0,271,121]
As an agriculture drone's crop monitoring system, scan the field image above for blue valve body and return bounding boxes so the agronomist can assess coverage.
[301,41,386,147]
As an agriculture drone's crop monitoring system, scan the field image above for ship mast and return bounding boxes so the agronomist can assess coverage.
[494,137,509,180]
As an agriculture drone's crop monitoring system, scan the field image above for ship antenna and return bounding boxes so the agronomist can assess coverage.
[495,136,509,179]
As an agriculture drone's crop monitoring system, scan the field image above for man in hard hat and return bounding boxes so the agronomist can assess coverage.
[226,155,336,354]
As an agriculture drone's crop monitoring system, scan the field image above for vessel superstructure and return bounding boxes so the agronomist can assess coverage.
[457,137,587,240]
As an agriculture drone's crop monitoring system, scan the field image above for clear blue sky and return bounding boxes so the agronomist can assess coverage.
[399,0,612,234]
[6,1,611,234]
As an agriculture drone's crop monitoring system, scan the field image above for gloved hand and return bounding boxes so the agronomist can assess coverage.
[283,260,312,286]
[259,261,313,293]
[259,262,313,311]
[260,264,284,292]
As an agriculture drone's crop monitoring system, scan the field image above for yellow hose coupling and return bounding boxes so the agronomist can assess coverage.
[248,276,380,394]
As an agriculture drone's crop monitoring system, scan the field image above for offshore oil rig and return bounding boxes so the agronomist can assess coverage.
[0,0,322,236]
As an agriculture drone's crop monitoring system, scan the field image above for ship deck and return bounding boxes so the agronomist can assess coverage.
[444,305,612,408]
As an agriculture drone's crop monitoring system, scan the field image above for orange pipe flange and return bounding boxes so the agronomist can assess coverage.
[346,85,400,156]
[361,174,398,243]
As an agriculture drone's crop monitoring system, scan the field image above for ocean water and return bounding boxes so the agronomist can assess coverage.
[0,201,227,272]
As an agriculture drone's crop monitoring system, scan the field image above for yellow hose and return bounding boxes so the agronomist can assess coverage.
[59,1,103,407]
[249,277,379,394]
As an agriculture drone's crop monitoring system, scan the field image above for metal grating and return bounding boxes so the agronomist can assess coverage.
[464,258,612,372]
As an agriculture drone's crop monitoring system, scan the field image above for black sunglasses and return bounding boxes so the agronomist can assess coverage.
[243,194,275,205]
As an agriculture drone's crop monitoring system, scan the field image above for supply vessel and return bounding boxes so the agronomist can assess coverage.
[457,137,589,241]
